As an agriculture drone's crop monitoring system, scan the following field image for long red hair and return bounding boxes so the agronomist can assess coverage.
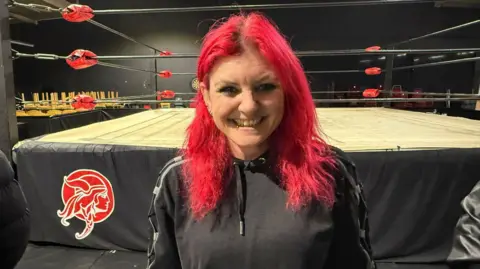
[181,12,335,218]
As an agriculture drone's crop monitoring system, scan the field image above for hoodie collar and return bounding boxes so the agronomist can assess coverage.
[232,151,270,173]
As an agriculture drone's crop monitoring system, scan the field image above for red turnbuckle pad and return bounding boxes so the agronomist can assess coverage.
[159,51,172,56]
[158,70,173,78]
[66,49,98,70]
[71,94,96,110]
[160,90,176,99]
[365,46,381,52]
[365,67,382,75]
[363,88,381,98]
[62,4,94,22]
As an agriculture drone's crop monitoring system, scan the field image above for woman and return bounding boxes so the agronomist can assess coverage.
[147,12,375,269]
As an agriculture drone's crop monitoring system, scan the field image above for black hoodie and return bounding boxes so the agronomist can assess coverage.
[147,147,375,269]
[0,150,30,269]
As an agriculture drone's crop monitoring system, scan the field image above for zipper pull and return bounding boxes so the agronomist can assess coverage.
[239,220,245,236]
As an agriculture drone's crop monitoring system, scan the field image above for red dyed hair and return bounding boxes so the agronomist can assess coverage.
[181,12,335,218]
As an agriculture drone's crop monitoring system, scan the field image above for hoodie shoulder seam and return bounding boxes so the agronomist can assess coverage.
[153,156,186,196]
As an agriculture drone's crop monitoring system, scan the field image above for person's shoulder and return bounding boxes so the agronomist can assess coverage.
[154,155,188,197]
[0,150,14,187]
[157,155,187,185]
[329,146,355,169]
[159,155,186,178]
[326,146,362,197]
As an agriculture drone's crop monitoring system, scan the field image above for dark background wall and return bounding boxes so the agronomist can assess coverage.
[9,0,480,100]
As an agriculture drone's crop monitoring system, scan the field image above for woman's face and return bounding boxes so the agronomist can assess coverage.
[201,48,285,160]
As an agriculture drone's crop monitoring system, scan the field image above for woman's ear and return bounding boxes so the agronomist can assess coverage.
[200,82,211,114]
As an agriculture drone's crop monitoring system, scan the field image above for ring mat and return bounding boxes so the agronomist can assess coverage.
[37,107,480,151]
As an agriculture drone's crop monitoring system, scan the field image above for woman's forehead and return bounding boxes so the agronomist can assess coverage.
[209,52,276,83]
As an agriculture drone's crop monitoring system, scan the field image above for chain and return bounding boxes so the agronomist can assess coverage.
[10,0,62,13]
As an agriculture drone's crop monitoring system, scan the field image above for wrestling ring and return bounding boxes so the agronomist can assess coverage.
[6,1,480,269]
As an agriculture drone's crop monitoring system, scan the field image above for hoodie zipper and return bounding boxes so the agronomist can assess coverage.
[234,162,246,236]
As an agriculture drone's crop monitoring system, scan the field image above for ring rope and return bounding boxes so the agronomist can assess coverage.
[9,1,436,15]
[18,97,480,107]
[10,1,478,61]
[13,48,480,60]
[18,92,480,106]
[312,91,478,97]
[9,1,163,52]
[86,20,162,52]
[389,19,480,47]
[22,90,472,105]
[11,49,480,76]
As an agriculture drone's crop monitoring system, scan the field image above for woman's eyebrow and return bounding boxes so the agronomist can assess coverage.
[214,73,277,87]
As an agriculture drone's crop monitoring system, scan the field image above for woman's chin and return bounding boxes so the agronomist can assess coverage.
[228,135,268,153]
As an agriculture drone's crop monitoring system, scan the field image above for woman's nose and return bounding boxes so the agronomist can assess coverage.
[237,90,259,115]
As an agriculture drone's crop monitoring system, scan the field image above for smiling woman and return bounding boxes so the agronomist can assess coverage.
[147,12,375,269]
[202,47,285,160]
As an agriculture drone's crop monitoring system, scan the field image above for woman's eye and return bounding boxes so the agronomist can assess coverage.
[256,83,277,92]
[218,86,239,95]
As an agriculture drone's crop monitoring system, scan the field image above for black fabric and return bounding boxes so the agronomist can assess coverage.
[13,138,480,265]
[17,122,28,141]
[0,150,30,269]
[13,245,480,269]
[17,110,107,139]
[49,110,108,132]
[15,244,147,269]
[406,108,480,121]
[448,180,480,263]
[146,148,374,269]
[436,108,480,121]
[16,109,146,140]
[15,141,177,251]
[20,244,471,269]
[350,148,480,263]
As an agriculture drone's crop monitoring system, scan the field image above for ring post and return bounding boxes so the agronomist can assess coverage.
[383,46,395,108]
[0,1,18,161]
[473,52,480,111]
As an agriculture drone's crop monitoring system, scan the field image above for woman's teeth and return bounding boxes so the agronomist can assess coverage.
[233,118,262,127]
